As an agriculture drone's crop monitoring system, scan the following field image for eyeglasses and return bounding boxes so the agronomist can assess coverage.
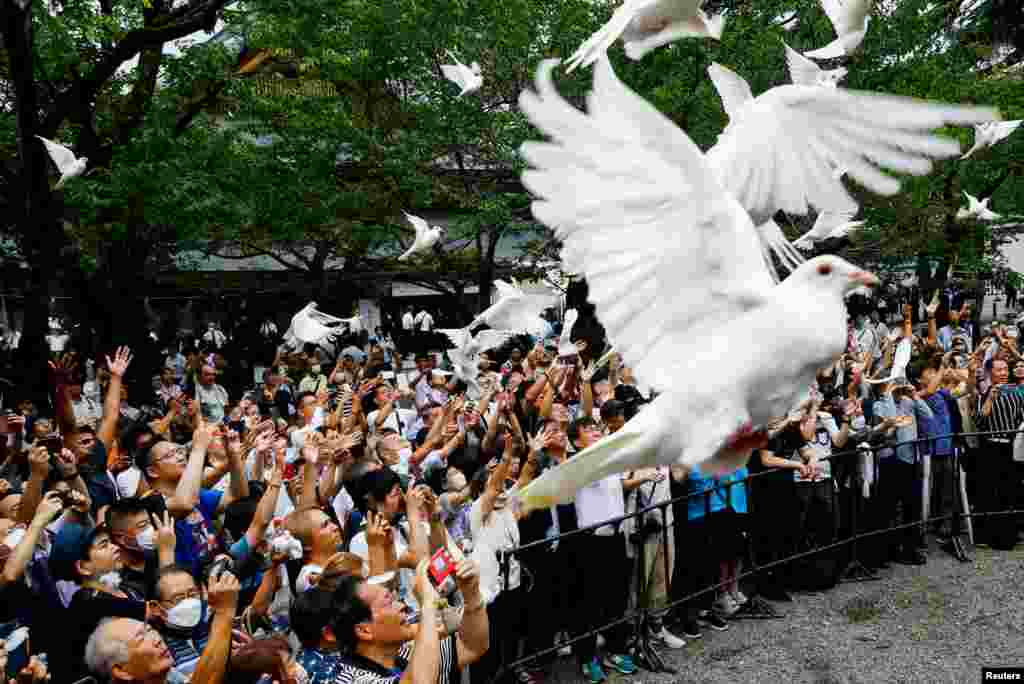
[163,588,201,605]
[129,624,164,649]
[152,445,187,464]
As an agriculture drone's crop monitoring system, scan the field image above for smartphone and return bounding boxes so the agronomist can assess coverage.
[427,548,457,596]
[39,434,63,452]
[1,625,29,681]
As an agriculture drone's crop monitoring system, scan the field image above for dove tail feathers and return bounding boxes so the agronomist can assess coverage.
[703,12,726,40]
[515,429,648,513]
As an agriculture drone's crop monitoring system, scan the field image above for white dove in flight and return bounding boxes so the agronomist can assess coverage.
[805,0,872,60]
[468,279,552,337]
[512,58,883,512]
[866,337,912,384]
[784,41,847,88]
[398,212,443,261]
[960,120,1023,159]
[703,57,999,276]
[557,309,580,359]
[282,302,349,350]
[793,209,866,251]
[956,192,1001,221]
[438,328,516,398]
[440,51,483,97]
[35,135,88,189]
[338,315,362,334]
[565,0,724,73]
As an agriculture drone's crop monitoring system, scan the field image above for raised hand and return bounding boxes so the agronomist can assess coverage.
[33,491,64,526]
[366,511,393,548]
[528,428,545,454]
[193,420,219,449]
[106,346,133,378]
[155,510,176,552]
[28,446,50,480]
[206,571,241,614]
[47,353,78,387]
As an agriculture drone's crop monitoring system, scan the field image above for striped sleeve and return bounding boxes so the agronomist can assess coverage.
[440,636,458,684]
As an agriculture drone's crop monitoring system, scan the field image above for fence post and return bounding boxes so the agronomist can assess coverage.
[840,444,879,582]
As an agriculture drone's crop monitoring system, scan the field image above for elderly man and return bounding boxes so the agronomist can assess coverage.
[195,364,229,423]
[331,558,488,684]
[83,572,239,684]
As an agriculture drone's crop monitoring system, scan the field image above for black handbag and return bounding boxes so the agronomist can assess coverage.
[628,476,664,545]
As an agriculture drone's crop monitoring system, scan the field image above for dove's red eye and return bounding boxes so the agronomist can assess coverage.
[818,263,832,276]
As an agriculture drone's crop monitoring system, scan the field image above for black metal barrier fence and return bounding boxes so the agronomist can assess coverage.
[492,429,1024,681]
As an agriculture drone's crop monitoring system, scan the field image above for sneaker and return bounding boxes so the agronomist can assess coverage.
[581,658,606,684]
[556,632,572,657]
[698,610,730,632]
[731,590,748,606]
[516,667,542,684]
[651,626,686,649]
[602,654,637,675]
[680,620,703,639]
[713,593,739,616]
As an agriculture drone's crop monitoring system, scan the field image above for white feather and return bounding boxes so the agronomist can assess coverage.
[805,0,872,59]
[515,58,881,511]
[565,0,723,73]
[398,212,443,261]
[438,327,516,397]
[282,302,349,350]
[35,135,88,189]
[705,61,1000,225]
[441,50,483,96]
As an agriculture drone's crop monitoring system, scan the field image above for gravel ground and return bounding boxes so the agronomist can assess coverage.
[534,540,1024,684]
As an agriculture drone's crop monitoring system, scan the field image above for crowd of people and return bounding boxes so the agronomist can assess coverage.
[0,291,1021,684]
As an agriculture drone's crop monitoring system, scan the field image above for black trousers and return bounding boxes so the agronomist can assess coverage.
[749,476,797,590]
[794,479,839,548]
[928,455,958,537]
[877,459,923,556]
[520,543,577,666]
[668,517,718,621]
[470,585,527,684]
[973,441,1019,549]
[569,532,632,664]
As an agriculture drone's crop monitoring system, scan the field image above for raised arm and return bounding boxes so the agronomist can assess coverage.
[190,573,240,684]
[98,347,132,451]
[166,422,216,518]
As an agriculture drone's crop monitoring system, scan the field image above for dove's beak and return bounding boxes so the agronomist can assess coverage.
[850,270,879,288]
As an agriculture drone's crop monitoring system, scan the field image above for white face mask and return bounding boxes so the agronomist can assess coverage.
[3,527,26,549]
[134,525,157,552]
[98,571,122,592]
[166,597,203,629]
[116,468,141,499]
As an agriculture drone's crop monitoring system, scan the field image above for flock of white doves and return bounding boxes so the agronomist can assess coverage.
[28,0,1024,508]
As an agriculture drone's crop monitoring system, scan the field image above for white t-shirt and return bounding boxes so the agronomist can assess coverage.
[575,473,626,535]
[416,312,434,332]
[349,519,430,611]
[366,408,418,440]
[46,333,70,352]
[402,313,415,331]
[469,498,521,604]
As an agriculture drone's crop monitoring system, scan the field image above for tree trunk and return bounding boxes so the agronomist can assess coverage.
[478,227,499,314]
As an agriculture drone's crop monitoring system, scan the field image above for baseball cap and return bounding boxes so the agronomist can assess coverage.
[49,522,104,582]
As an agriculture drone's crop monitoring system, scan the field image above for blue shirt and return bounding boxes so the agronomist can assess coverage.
[294,647,348,684]
[228,536,265,594]
[920,389,954,456]
[686,467,748,520]
[873,395,933,465]
[175,489,223,577]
